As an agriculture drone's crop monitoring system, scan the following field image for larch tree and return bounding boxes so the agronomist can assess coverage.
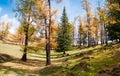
[46,0,62,65]
[91,15,99,46]
[98,6,108,45]
[34,0,61,65]
[72,16,78,46]
[81,18,88,46]
[81,0,92,47]
[15,0,35,61]
[56,7,72,54]
[78,16,83,46]
[78,16,88,46]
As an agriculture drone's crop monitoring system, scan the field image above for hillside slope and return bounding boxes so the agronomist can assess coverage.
[39,43,120,76]
[0,42,120,76]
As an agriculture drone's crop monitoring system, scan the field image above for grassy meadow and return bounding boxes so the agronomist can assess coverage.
[0,42,120,76]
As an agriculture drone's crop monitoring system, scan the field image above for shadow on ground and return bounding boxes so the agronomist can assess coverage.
[0,53,13,63]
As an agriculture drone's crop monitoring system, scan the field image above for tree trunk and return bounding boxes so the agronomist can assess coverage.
[21,24,29,62]
[88,30,91,47]
[79,33,82,46]
[87,13,91,47]
[46,43,51,65]
[44,17,51,65]
[101,25,103,45]
[21,47,27,61]
[46,0,51,65]
[63,51,66,55]
[105,29,108,45]
[95,32,98,45]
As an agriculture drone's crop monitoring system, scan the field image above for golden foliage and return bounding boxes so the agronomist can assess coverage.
[50,19,59,49]
[0,22,12,40]
[37,38,47,48]
[90,16,99,38]
[35,0,49,18]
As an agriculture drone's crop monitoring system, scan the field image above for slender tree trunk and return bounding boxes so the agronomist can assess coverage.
[44,17,51,65]
[103,25,106,44]
[46,42,51,65]
[46,0,51,65]
[96,37,98,45]
[21,11,31,62]
[45,18,47,39]
[95,31,98,45]
[83,0,91,47]
[104,25,108,45]
[88,28,91,47]
[101,29,102,45]
[87,12,91,47]
[101,25,103,45]
[63,51,66,55]
[93,38,95,46]
[21,24,29,62]
[79,33,82,46]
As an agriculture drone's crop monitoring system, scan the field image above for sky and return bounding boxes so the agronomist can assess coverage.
[0,0,20,34]
[0,0,105,34]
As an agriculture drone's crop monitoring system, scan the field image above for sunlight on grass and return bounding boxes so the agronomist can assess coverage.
[0,43,22,58]
[0,42,120,76]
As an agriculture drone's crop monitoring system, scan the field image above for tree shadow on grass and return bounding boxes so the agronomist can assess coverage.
[11,59,45,68]
[0,53,46,68]
[39,65,68,76]
[0,53,46,75]
[0,59,45,75]
[0,53,13,63]
[0,65,26,75]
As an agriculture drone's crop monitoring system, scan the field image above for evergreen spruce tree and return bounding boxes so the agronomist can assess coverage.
[56,7,72,54]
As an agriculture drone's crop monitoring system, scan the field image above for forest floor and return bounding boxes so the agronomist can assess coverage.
[0,42,120,76]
